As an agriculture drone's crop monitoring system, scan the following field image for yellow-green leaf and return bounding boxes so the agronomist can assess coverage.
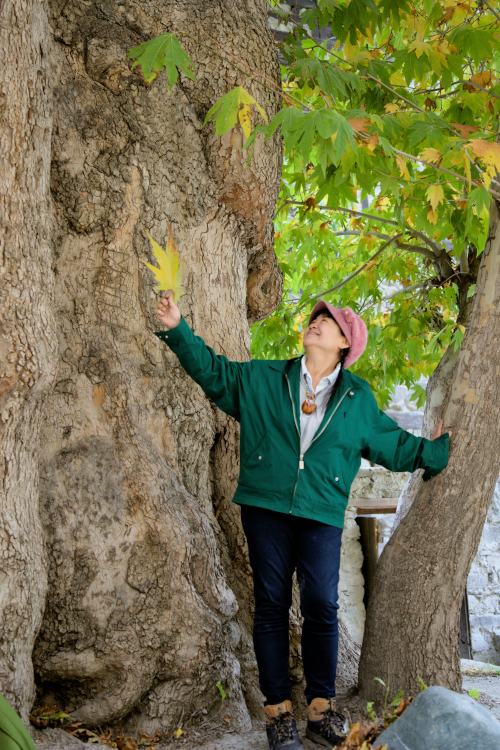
[204,85,268,138]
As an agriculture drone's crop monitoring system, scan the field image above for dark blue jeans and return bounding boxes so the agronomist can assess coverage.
[240,504,343,706]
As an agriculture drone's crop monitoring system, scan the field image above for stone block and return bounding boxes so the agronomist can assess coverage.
[468,594,500,616]
[471,614,500,630]
[467,570,489,592]
[373,685,500,750]
[471,629,491,655]
[477,525,500,553]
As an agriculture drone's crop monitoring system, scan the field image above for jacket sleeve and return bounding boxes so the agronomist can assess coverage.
[153,317,249,420]
[361,387,450,481]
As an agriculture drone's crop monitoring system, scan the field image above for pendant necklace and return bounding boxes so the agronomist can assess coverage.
[301,374,317,414]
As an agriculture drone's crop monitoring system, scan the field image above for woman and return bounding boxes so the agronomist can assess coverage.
[154,292,450,750]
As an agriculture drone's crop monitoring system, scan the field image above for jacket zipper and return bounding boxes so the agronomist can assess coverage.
[286,372,351,462]
[285,372,352,512]
[306,387,352,451]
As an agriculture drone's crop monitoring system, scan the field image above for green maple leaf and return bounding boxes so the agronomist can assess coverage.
[128,33,195,87]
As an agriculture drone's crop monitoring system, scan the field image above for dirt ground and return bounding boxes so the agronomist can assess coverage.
[30,688,366,750]
[30,671,500,749]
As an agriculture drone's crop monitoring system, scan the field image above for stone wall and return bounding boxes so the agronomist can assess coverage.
[467,480,500,664]
[338,507,365,646]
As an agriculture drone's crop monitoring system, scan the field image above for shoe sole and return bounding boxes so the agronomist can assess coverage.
[305,727,344,747]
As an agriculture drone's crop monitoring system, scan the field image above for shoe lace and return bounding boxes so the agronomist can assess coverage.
[320,701,346,736]
[274,711,297,742]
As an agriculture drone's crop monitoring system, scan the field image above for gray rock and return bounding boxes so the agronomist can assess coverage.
[31,726,110,749]
[374,685,500,750]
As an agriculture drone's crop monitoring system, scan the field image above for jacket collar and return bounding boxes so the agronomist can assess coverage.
[283,357,356,436]
[270,355,355,382]
[301,354,341,388]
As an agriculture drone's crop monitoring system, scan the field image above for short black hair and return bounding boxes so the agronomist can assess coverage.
[310,308,335,323]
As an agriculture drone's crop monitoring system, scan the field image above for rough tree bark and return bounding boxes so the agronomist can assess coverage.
[358,195,500,699]
[28,0,284,735]
[2,0,361,735]
[0,0,55,724]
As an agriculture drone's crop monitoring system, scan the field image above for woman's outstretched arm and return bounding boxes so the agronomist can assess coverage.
[153,291,248,420]
[361,386,451,481]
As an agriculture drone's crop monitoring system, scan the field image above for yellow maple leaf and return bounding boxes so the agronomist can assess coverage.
[361,233,377,249]
[389,70,406,86]
[467,138,500,190]
[467,138,500,170]
[409,38,431,59]
[342,39,371,63]
[419,147,441,164]
[364,133,379,152]
[441,1,470,25]
[374,196,390,209]
[463,70,494,92]
[142,224,184,299]
[427,207,438,224]
[434,38,453,57]
[426,184,444,211]
[396,154,410,180]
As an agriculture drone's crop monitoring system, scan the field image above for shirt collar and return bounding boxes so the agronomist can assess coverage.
[301,355,341,387]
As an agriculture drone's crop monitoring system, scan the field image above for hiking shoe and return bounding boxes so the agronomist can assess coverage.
[305,697,348,747]
[264,699,304,749]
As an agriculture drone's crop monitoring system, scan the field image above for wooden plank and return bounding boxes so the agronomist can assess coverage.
[350,497,399,515]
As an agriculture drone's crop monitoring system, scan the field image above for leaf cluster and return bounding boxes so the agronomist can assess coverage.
[127,3,498,404]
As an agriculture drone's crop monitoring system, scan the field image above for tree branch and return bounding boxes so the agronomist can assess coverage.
[296,233,404,310]
[331,230,437,261]
[282,200,450,262]
[282,200,401,227]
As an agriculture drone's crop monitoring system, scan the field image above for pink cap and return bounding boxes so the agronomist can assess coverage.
[308,300,368,368]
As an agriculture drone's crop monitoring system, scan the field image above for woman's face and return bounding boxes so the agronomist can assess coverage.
[303,312,349,356]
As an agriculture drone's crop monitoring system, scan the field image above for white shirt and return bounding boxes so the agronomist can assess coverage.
[299,355,341,455]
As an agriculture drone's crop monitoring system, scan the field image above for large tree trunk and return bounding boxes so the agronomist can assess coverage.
[358,196,500,699]
[0,0,55,723]
[2,0,362,735]
[29,0,282,734]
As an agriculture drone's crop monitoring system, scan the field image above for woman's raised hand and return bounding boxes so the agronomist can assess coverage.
[155,290,181,329]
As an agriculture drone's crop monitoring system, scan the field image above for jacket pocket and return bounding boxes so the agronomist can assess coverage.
[246,433,271,466]
[330,467,348,495]
[323,451,350,495]
[239,433,273,486]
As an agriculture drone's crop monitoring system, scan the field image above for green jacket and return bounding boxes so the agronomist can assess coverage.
[154,318,449,528]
